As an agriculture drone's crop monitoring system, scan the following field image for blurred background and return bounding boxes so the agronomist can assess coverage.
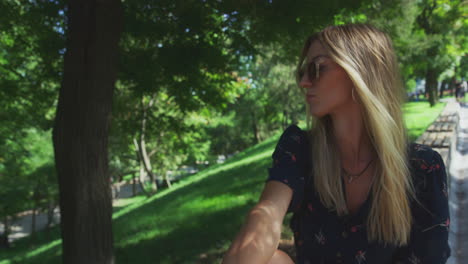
[0,0,466,263]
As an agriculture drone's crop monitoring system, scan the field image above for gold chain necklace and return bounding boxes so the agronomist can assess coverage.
[342,159,374,184]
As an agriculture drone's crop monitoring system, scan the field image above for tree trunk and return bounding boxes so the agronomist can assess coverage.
[439,79,447,98]
[251,111,260,144]
[133,138,152,197]
[138,177,150,197]
[139,139,158,192]
[31,188,40,240]
[138,96,158,193]
[31,207,37,240]
[425,67,439,107]
[46,201,55,229]
[164,171,172,188]
[132,172,137,197]
[450,68,457,96]
[1,216,10,249]
[52,0,122,263]
[139,159,147,187]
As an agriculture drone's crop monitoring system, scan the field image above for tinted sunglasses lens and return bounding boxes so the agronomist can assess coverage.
[297,62,319,84]
[308,62,319,80]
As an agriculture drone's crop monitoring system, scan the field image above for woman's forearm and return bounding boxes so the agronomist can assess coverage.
[222,203,283,264]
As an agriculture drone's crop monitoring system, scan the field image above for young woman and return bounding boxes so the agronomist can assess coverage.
[222,24,450,264]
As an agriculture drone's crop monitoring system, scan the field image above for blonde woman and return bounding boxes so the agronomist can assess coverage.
[222,24,450,264]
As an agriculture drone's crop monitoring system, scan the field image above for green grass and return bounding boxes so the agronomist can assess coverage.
[0,101,445,264]
[403,101,445,142]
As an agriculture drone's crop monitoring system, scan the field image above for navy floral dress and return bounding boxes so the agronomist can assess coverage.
[267,125,450,264]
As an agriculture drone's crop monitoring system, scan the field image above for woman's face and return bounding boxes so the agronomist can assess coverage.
[299,40,355,118]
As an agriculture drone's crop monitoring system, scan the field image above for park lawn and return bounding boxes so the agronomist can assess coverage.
[403,101,445,142]
[0,101,445,264]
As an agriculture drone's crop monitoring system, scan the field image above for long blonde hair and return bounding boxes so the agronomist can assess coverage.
[298,24,414,246]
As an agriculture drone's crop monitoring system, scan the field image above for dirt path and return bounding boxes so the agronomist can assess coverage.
[0,182,143,243]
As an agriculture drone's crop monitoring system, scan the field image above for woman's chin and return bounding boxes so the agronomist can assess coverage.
[308,107,327,118]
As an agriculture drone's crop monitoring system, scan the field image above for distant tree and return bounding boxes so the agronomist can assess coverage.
[334,0,467,106]
[414,0,466,106]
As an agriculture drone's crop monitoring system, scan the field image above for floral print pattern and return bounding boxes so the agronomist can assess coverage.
[355,250,366,264]
[266,125,451,264]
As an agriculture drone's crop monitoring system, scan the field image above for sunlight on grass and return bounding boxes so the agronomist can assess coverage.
[114,195,147,208]
[403,102,445,141]
[118,225,170,247]
[23,239,61,259]
[112,149,272,221]
[178,194,252,214]
[0,239,61,264]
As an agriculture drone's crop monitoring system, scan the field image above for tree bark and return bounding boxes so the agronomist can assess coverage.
[133,138,151,197]
[31,187,40,240]
[132,172,136,197]
[138,96,158,193]
[425,67,439,107]
[450,67,458,96]
[138,139,158,192]
[440,79,447,98]
[164,171,172,188]
[52,0,122,263]
[1,216,10,249]
[46,201,55,229]
[251,111,260,144]
[31,207,37,240]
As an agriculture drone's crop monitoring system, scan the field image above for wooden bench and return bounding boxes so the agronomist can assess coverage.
[415,104,459,165]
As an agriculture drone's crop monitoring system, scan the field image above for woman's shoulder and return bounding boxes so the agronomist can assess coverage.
[273,124,310,163]
[407,143,448,196]
[407,143,445,173]
[278,124,308,142]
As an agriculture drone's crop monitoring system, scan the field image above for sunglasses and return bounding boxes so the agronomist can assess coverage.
[296,61,321,83]
[296,61,321,94]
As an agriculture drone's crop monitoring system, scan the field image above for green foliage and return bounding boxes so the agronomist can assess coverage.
[333,0,467,97]
[406,78,417,92]
[0,0,63,132]
[0,129,56,220]
[459,55,468,80]
[0,0,62,221]
[120,0,247,111]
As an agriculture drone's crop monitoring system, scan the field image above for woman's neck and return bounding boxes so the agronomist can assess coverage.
[330,104,374,164]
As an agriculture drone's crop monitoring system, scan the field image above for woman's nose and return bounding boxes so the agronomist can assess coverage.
[300,73,313,89]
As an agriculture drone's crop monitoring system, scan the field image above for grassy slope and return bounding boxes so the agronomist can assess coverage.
[0,101,445,264]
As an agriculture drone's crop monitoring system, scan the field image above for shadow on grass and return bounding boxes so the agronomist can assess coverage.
[115,204,249,264]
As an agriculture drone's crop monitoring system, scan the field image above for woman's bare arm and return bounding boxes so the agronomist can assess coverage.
[222,181,292,264]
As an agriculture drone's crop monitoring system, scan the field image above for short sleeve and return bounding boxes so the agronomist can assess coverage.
[392,146,451,263]
[266,124,309,213]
